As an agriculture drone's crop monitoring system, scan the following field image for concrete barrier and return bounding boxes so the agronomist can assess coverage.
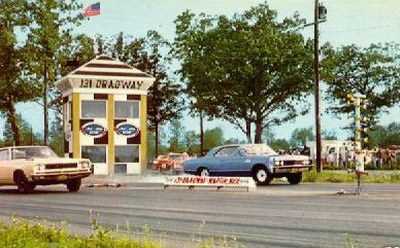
[85,183,123,188]
[164,176,256,192]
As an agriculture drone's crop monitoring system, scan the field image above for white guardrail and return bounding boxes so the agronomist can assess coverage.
[164,176,256,192]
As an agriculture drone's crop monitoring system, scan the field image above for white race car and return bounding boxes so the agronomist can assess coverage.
[0,146,92,193]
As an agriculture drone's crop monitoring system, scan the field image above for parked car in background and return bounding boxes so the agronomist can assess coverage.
[183,144,312,185]
[152,152,190,173]
[0,146,92,193]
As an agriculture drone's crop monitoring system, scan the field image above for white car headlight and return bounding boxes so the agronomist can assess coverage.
[80,161,90,169]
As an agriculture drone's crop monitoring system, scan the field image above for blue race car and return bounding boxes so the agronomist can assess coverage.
[183,144,312,185]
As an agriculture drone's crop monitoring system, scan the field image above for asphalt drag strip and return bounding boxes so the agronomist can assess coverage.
[0,183,399,248]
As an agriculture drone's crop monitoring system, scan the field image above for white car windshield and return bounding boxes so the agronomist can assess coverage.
[12,147,59,159]
[241,144,277,156]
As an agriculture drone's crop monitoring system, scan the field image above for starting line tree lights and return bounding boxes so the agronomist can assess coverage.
[346,94,369,151]
[56,55,155,175]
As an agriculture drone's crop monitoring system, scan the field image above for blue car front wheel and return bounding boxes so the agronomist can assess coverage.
[252,166,272,185]
[197,167,210,177]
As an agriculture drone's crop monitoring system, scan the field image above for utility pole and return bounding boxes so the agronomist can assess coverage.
[30,125,33,145]
[43,59,48,145]
[199,110,204,156]
[314,0,322,172]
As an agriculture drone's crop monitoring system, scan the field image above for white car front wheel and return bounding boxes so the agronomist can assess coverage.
[14,171,35,193]
[66,178,81,192]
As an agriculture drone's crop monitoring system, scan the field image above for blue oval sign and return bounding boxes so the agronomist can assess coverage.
[116,122,139,138]
[81,122,107,138]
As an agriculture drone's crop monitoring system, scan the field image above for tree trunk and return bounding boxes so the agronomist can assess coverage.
[155,122,159,157]
[30,125,33,145]
[200,110,204,155]
[245,120,252,143]
[254,120,263,144]
[43,61,48,145]
[6,102,20,146]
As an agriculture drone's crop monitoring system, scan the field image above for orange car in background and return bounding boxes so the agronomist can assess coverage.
[152,152,190,173]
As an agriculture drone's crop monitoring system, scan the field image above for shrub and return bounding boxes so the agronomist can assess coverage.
[0,218,161,248]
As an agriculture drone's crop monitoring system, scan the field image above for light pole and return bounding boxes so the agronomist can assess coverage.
[299,1,326,172]
[314,0,322,172]
[314,0,327,173]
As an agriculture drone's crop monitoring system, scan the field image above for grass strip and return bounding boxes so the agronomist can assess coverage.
[0,217,161,248]
[303,170,400,183]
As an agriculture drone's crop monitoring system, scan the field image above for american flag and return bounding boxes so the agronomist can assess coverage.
[84,2,100,17]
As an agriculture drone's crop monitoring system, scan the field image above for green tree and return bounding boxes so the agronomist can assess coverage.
[95,34,108,55]
[322,43,400,128]
[147,131,156,160]
[290,127,314,147]
[322,129,337,140]
[0,0,39,145]
[174,3,313,143]
[2,114,41,146]
[51,34,97,117]
[184,130,199,155]
[224,138,246,145]
[147,129,168,160]
[262,126,275,146]
[270,138,290,151]
[25,0,83,145]
[59,34,96,76]
[204,127,224,151]
[145,31,182,157]
[369,122,400,148]
[48,116,64,156]
[168,119,185,152]
[261,126,290,151]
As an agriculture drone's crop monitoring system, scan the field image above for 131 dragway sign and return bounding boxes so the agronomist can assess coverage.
[80,79,144,90]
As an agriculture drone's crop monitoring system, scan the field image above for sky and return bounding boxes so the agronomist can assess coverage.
[2,0,400,142]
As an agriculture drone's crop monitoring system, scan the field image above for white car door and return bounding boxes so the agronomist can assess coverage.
[0,149,11,184]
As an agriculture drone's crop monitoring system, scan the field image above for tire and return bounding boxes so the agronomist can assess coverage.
[197,167,210,177]
[252,166,272,185]
[287,173,302,185]
[14,171,35,193]
[66,178,81,192]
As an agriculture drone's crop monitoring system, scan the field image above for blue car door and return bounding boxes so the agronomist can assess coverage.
[221,149,250,176]
[210,146,238,175]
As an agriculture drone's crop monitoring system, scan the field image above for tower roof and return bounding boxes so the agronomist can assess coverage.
[67,55,153,79]
[56,55,155,95]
